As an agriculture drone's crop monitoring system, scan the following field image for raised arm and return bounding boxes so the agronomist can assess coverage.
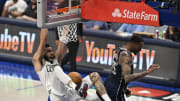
[32,29,48,73]
[119,51,160,83]
[55,25,70,64]
[55,41,66,65]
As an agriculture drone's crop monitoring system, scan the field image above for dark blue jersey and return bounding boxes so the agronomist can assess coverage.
[111,48,133,79]
[104,47,133,101]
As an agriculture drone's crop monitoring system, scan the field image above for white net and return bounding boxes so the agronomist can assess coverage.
[57,23,78,44]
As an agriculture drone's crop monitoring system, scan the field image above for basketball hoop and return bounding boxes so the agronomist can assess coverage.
[57,23,78,44]
[37,0,81,28]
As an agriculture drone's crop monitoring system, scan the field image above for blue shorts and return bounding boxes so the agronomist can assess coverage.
[104,76,126,101]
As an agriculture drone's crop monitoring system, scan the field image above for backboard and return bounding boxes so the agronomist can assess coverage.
[37,0,81,28]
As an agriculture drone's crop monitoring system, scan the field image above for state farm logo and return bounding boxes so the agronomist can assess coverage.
[112,8,122,17]
[112,8,158,22]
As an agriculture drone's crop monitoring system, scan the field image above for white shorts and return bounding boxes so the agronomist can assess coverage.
[86,91,101,101]
[50,75,101,101]
[50,88,83,101]
[50,94,65,101]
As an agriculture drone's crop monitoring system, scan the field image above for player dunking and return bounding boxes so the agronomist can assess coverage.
[104,35,160,101]
[32,29,87,101]
[32,28,111,101]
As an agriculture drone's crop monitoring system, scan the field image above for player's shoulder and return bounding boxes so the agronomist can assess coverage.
[119,48,129,56]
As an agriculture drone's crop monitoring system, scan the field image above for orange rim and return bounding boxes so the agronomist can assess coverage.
[56,5,81,13]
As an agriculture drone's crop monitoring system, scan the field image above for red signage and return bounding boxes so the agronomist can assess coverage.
[129,87,171,97]
[81,0,160,26]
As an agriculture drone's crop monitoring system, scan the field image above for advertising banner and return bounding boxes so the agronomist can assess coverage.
[76,36,179,81]
[0,24,56,57]
[0,23,179,81]
[82,0,160,26]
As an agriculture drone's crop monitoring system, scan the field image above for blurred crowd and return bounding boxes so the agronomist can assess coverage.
[0,0,37,21]
[83,20,180,42]
[0,0,180,42]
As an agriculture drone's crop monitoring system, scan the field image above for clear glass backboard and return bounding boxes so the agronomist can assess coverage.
[37,0,81,28]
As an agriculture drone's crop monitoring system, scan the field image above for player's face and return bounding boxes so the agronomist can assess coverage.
[132,42,144,55]
[45,47,55,62]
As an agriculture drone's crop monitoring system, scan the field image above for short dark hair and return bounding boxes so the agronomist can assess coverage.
[130,35,144,43]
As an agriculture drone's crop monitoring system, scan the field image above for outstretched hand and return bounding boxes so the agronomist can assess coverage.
[147,64,160,74]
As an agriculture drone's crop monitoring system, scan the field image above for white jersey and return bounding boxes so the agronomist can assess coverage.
[66,76,101,101]
[37,59,67,96]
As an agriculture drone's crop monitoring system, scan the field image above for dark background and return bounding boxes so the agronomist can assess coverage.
[0,23,179,81]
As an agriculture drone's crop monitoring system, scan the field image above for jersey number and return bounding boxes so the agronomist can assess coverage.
[46,65,55,72]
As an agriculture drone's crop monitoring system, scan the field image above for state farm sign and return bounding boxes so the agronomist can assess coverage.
[82,0,160,26]
[112,8,158,22]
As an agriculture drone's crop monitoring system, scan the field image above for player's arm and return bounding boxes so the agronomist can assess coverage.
[32,29,48,73]
[54,43,77,90]
[55,25,69,64]
[119,51,160,83]
[55,41,66,65]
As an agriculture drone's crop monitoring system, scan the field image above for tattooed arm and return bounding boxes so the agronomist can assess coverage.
[89,72,107,95]
[119,51,160,83]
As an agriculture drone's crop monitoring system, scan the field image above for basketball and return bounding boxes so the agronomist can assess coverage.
[68,72,82,86]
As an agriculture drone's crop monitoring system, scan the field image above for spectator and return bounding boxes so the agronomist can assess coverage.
[83,20,109,31]
[109,22,122,32]
[17,0,37,22]
[116,23,145,34]
[2,0,28,18]
[83,20,96,29]
[166,26,180,42]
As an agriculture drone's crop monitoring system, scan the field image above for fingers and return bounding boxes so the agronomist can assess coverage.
[151,64,160,67]
[147,64,160,74]
[151,64,160,68]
